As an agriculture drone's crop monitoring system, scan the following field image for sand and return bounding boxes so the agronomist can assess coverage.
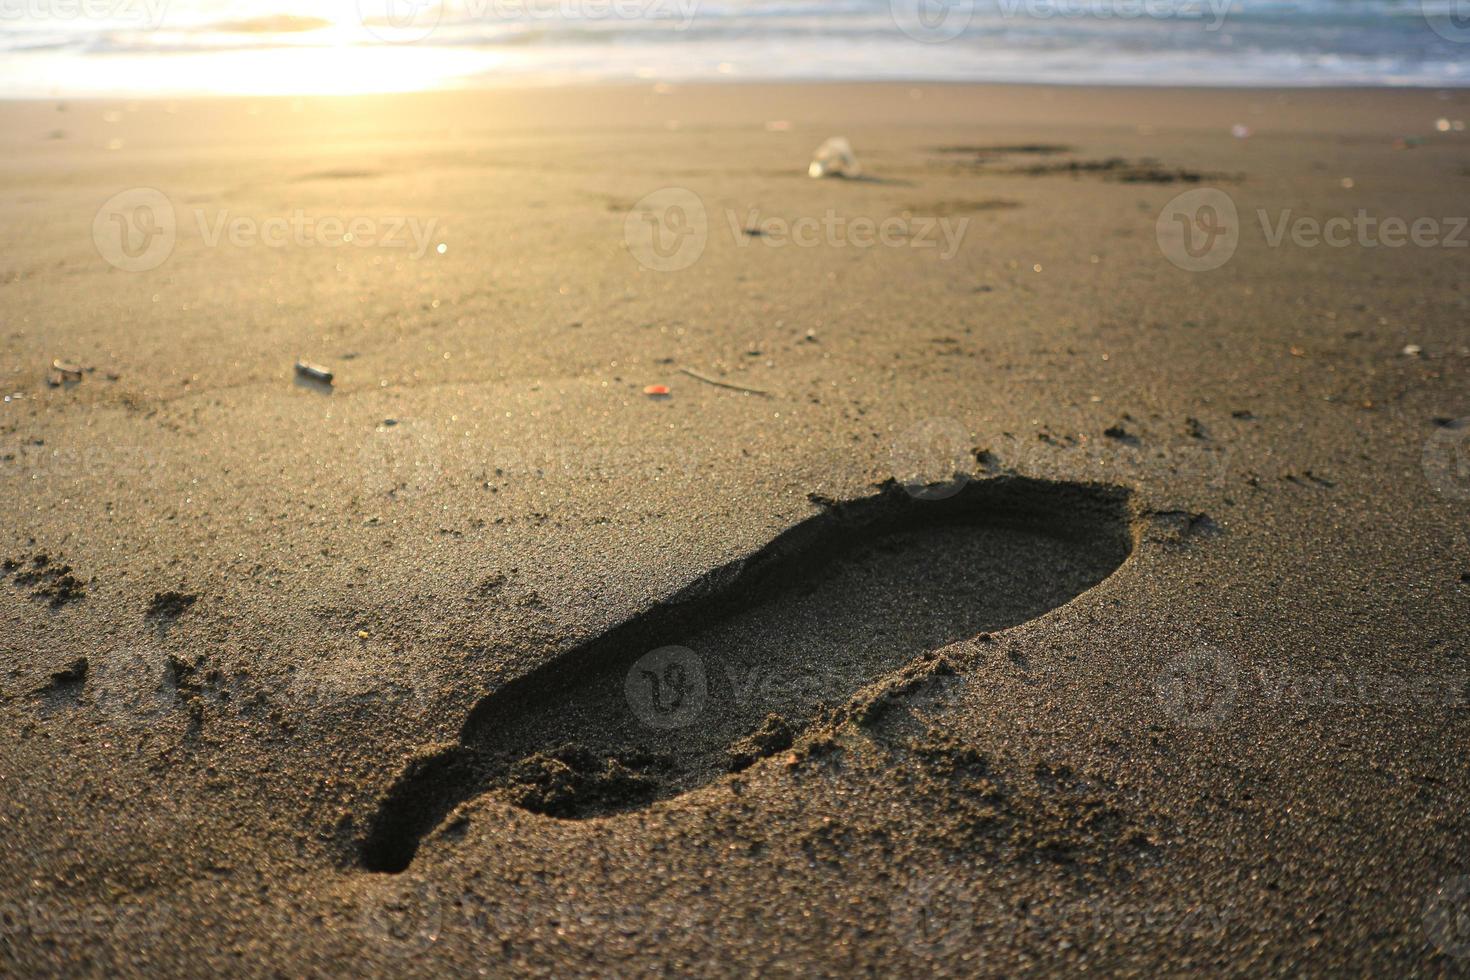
[1,82,1469,975]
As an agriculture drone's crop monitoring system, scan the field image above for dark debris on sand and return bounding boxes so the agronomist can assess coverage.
[502,743,668,818]
[49,656,88,685]
[1008,157,1228,184]
[4,554,86,608]
[896,733,1160,877]
[146,590,198,622]
[727,714,796,772]
[34,656,88,701]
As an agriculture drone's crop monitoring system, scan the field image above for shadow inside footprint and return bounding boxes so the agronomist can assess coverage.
[361,476,1135,873]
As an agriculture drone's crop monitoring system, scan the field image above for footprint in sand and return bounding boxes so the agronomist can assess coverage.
[361,476,1136,873]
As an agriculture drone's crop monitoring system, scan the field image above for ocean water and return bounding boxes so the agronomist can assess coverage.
[0,0,1466,97]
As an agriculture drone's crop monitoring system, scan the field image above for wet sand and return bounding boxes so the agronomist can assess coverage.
[1,83,1469,975]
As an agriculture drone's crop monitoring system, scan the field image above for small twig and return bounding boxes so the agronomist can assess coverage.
[677,367,770,396]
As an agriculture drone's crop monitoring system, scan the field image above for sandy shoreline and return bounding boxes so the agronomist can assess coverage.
[2,82,1469,975]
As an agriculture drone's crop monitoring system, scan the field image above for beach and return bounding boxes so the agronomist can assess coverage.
[2,82,1469,974]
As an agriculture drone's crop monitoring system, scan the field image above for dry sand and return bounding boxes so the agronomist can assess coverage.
[1,82,1469,975]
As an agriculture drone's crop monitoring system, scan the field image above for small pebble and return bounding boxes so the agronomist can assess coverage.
[47,359,83,387]
[1402,344,1422,357]
[295,360,333,384]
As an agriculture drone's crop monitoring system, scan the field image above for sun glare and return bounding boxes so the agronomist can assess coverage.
[1,4,501,98]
